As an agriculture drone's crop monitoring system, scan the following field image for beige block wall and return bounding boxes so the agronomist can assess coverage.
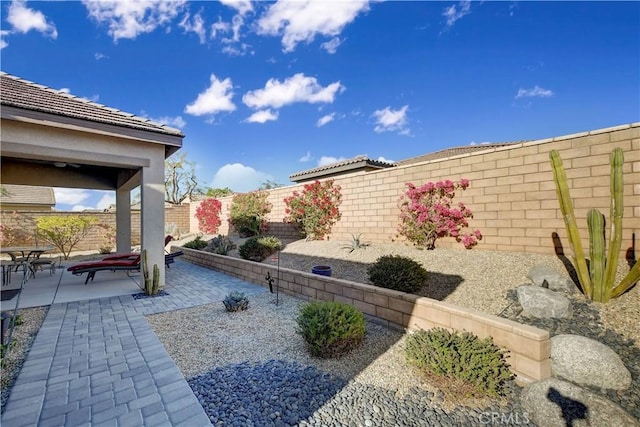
[0,204,191,254]
[192,123,640,258]
[179,247,550,384]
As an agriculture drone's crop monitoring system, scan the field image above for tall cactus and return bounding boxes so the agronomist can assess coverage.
[549,148,640,302]
[141,249,160,296]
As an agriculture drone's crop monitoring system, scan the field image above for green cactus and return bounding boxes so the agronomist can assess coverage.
[549,148,639,302]
[141,249,160,296]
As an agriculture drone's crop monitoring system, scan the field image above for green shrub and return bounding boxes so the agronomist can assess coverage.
[229,191,272,237]
[295,301,365,358]
[206,234,236,255]
[405,328,513,398]
[367,255,428,293]
[183,235,208,250]
[223,292,249,312]
[238,236,282,262]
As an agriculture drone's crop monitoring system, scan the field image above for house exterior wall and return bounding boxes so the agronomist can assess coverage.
[191,124,640,258]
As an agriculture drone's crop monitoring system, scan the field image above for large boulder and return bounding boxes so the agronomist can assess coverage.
[520,377,639,427]
[527,265,577,294]
[517,286,573,319]
[551,334,632,390]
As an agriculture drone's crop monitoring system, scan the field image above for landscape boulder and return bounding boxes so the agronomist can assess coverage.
[527,265,576,294]
[516,286,573,319]
[520,377,639,427]
[551,334,632,390]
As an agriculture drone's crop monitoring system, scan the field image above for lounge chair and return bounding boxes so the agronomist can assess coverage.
[67,254,141,284]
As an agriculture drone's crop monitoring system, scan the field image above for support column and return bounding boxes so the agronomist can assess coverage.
[115,188,132,253]
[141,147,166,288]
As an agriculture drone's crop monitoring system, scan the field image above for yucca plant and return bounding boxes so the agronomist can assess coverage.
[550,148,639,302]
[342,233,371,253]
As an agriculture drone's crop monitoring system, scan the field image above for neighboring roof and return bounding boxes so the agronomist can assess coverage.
[395,142,525,165]
[290,156,395,182]
[1,184,55,206]
[0,72,184,137]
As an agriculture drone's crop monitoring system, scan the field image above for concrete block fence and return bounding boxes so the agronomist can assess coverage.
[191,123,640,258]
[179,247,551,384]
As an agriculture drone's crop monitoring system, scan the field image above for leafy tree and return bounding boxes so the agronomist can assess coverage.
[205,187,234,198]
[165,152,201,205]
[36,215,98,259]
[283,180,342,240]
[259,180,284,190]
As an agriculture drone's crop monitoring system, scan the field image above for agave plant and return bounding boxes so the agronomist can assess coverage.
[550,148,639,302]
[223,291,249,312]
[342,233,371,253]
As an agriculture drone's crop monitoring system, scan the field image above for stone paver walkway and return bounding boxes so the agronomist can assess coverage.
[1,260,266,427]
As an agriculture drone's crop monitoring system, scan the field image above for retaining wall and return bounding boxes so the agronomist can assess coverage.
[178,247,551,384]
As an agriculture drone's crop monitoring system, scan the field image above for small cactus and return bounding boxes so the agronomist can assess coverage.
[223,292,249,312]
[141,249,160,296]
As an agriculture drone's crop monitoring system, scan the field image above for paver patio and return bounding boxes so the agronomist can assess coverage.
[1,260,266,426]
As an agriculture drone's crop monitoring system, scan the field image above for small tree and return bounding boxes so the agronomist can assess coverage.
[397,179,482,250]
[36,215,98,259]
[165,152,201,205]
[283,180,342,240]
[195,198,223,234]
[205,187,234,198]
[229,191,272,237]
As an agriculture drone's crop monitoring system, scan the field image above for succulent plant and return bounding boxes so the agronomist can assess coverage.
[223,291,249,312]
[550,148,639,302]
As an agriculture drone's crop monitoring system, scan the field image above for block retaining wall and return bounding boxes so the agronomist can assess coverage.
[178,247,551,384]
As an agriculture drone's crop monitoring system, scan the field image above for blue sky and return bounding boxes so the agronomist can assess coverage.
[2,1,639,211]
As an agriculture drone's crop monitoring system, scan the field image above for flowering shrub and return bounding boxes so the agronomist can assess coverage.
[195,198,222,234]
[283,180,342,240]
[397,179,482,250]
[229,191,272,237]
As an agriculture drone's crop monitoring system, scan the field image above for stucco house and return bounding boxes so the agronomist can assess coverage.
[0,72,184,286]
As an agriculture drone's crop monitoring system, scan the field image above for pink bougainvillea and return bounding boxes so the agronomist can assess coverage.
[397,179,482,250]
[195,198,222,234]
[283,180,342,240]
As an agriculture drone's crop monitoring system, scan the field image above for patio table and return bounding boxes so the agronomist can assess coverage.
[0,246,55,278]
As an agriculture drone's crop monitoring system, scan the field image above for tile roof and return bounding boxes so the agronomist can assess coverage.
[289,156,395,180]
[0,72,184,137]
[1,184,55,206]
[395,142,526,165]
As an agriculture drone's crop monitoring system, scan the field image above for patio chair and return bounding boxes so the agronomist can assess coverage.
[67,254,141,284]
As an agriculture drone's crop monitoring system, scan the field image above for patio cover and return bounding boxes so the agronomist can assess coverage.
[0,72,184,287]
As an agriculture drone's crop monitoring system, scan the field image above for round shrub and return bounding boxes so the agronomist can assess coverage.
[182,235,208,250]
[295,301,365,358]
[404,328,513,398]
[238,236,282,262]
[223,292,249,312]
[367,255,428,293]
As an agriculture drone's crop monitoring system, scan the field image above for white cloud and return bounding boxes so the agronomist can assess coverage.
[243,73,344,110]
[94,52,108,60]
[96,192,116,210]
[257,0,369,53]
[152,115,187,129]
[316,113,335,127]
[443,1,471,28]
[377,156,394,163]
[321,37,343,54]
[515,85,554,99]
[54,188,91,205]
[185,74,236,117]
[7,0,58,39]
[372,105,410,134]
[318,156,347,167]
[82,0,186,41]
[210,163,273,193]
[222,43,252,56]
[58,88,71,94]
[299,151,312,162]
[219,0,253,16]
[0,30,9,49]
[245,109,278,124]
[71,205,95,212]
[179,12,206,43]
